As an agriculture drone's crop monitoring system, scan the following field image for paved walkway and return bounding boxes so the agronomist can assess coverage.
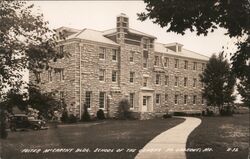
[135,117,201,159]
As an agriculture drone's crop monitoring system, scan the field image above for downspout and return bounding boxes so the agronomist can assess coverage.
[79,43,82,120]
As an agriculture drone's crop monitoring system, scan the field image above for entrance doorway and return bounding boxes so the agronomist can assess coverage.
[142,96,151,112]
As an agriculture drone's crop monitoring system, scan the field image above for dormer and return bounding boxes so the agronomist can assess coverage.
[164,43,183,53]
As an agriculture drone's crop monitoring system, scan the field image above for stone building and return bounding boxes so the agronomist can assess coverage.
[30,13,209,119]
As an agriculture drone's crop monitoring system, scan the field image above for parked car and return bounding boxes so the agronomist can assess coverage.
[9,114,48,131]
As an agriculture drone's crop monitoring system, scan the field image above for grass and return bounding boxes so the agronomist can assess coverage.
[1,118,184,159]
[186,114,249,159]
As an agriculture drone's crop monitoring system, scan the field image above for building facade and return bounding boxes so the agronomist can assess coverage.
[30,13,209,119]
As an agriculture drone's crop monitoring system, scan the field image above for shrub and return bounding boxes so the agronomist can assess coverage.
[81,104,91,122]
[173,112,186,116]
[117,99,131,119]
[61,110,69,123]
[68,114,77,123]
[97,109,105,120]
[220,106,233,116]
[163,113,172,119]
[206,108,214,116]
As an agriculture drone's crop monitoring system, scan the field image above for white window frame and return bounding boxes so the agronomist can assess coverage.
[99,92,106,109]
[129,93,135,109]
[184,95,188,105]
[129,72,134,83]
[174,95,178,105]
[156,74,161,85]
[99,47,106,60]
[99,69,105,82]
[112,70,117,82]
[156,94,161,104]
[174,76,179,87]
[112,49,117,61]
[85,91,91,109]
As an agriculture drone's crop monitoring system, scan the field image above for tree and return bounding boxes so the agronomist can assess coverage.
[138,0,250,105]
[0,1,63,97]
[81,103,91,122]
[200,53,236,114]
[117,99,131,119]
[27,85,65,119]
[0,1,66,138]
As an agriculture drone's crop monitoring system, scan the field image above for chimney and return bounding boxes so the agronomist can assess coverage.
[116,13,129,33]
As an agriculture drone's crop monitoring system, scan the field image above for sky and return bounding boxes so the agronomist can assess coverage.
[31,1,238,58]
[29,1,241,102]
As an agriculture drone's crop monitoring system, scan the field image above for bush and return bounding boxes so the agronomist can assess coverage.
[117,99,131,119]
[61,110,69,123]
[0,120,8,139]
[81,104,91,122]
[68,114,77,123]
[220,106,233,116]
[163,113,172,119]
[206,108,214,116]
[173,112,186,116]
[97,109,105,120]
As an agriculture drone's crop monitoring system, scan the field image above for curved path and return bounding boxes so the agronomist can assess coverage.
[135,117,201,159]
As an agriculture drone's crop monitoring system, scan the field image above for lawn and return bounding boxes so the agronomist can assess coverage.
[186,114,249,159]
[1,118,184,159]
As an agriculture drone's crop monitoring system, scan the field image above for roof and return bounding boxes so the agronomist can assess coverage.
[55,26,81,33]
[103,28,156,39]
[67,29,119,46]
[155,42,209,61]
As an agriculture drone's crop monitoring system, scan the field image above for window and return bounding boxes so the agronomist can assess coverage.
[174,59,179,68]
[184,77,188,87]
[59,91,64,100]
[99,47,106,59]
[174,76,179,87]
[48,70,52,82]
[143,96,147,106]
[36,72,41,83]
[154,56,159,66]
[156,74,161,85]
[201,96,204,105]
[129,72,134,83]
[202,63,205,71]
[85,91,91,108]
[99,92,105,108]
[59,45,64,54]
[99,69,105,81]
[165,75,169,86]
[129,51,134,62]
[164,57,169,67]
[112,49,117,61]
[193,78,197,87]
[165,94,168,102]
[142,38,149,49]
[143,77,148,87]
[124,17,128,22]
[193,95,197,105]
[112,70,117,82]
[59,69,64,81]
[143,51,148,68]
[156,94,160,104]
[193,62,197,70]
[129,93,134,108]
[184,95,188,105]
[174,95,178,105]
[184,60,188,69]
